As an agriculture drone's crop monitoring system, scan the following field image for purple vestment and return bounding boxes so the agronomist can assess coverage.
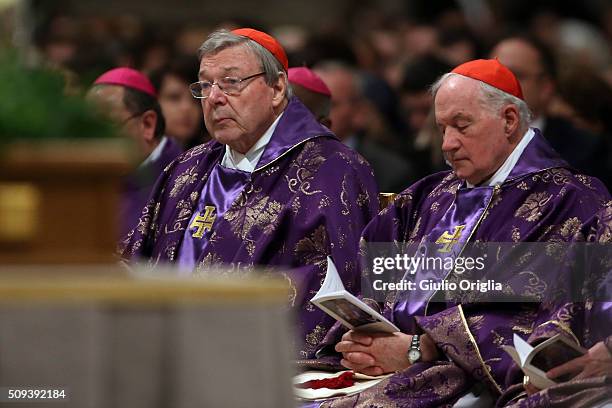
[119,98,380,357]
[120,137,183,237]
[309,130,611,407]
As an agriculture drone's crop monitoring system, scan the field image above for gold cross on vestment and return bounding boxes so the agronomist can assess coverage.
[190,206,216,238]
[435,225,466,253]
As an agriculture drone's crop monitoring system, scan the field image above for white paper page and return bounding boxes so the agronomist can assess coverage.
[320,256,345,293]
[513,333,534,367]
[312,256,346,301]
[501,345,522,367]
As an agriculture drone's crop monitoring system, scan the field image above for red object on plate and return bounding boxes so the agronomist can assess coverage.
[295,371,355,389]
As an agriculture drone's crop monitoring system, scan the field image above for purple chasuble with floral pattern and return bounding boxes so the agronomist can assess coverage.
[119,97,380,358]
[176,164,250,271]
[309,130,611,408]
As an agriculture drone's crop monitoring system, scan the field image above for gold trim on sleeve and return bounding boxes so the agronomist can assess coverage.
[457,304,503,394]
[534,319,580,345]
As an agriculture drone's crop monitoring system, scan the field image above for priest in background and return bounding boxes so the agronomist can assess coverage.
[288,66,332,129]
[87,67,182,237]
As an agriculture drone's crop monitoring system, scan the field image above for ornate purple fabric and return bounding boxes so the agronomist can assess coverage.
[309,130,611,407]
[120,137,183,237]
[176,164,250,272]
[392,185,496,333]
[119,97,380,357]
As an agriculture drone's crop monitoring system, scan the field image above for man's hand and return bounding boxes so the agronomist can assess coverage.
[525,340,612,395]
[335,330,439,375]
[524,379,540,396]
[547,341,612,381]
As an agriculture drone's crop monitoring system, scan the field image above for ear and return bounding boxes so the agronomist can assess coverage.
[502,104,520,137]
[140,110,157,143]
[271,71,288,108]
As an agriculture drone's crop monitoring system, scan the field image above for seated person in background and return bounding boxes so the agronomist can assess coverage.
[288,66,332,128]
[314,61,414,193]
[119,28,379,358]
[87,67,183,237]
[555,66,612,190]
[490,35,608,186]
[289,68,401,201]
[308,59,610,408]
[150,57,209,151]
[398,54,451,178]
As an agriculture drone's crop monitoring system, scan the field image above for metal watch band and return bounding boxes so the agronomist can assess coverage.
[411,334,421,350]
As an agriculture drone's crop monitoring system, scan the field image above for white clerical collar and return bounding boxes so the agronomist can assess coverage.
[140,136,167,168]
[221,112,284,173]
[466,128,535,188]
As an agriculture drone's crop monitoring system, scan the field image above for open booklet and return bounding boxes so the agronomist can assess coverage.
[310,257,399,333]
[502,333,587,389]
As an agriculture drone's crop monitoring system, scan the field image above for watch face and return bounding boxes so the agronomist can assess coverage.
[408,349,421,362]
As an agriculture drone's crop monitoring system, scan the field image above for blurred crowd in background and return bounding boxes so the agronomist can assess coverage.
[6,0,612,191]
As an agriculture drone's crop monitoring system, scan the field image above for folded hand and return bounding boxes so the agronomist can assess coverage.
[335,330,438,375]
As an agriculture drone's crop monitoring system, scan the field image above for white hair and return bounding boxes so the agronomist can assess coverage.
[198,29,292,100]
[431,73,532,131]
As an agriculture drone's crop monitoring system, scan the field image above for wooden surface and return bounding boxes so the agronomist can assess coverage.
[0,140,132,264]
[0,266,296,408]
[0,265,290,304]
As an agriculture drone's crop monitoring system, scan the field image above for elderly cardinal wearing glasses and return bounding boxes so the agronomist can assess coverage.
[119,28,379,357]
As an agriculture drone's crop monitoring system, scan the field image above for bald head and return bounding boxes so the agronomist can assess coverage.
[490,38,555,118]
[313,63,360,140]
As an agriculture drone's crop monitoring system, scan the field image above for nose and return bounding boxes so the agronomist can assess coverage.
[206,83,227,106]
[441,128,460,153]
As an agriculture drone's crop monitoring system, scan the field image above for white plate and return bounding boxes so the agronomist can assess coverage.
[293,370,392,400]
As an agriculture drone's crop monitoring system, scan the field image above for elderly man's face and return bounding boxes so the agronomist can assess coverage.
[199,45,282,153]
[435,76,514,185]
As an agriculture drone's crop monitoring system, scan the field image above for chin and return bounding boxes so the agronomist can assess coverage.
[456,171,478,185]
[212,131,242,145]
[453,167,467,179]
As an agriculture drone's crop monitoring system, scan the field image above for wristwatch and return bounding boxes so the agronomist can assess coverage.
[407,334,422,364]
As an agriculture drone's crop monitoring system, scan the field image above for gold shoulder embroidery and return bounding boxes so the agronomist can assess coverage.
[170,165,199,198]
[514,192,553,222]
[294,225,328,269]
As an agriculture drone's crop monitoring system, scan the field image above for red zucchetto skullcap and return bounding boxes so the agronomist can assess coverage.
[451,58,524,100]
[93,67,157,98]
[288,67,331,96]
[232,28,288,72]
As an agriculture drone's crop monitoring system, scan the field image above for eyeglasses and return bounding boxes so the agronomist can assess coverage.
[189,72,265,99]
[120,111,144,125]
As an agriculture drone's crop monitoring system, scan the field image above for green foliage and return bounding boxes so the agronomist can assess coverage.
[0,50,117,143]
